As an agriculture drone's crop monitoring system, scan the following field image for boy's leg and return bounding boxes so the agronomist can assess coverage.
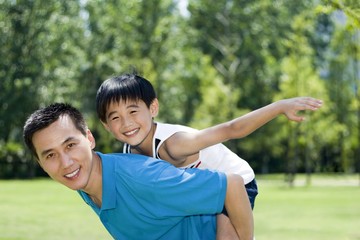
[216,213,239,240]
[225,174,254,240]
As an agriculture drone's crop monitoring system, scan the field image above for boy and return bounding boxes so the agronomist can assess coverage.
[23,103,254,240]
[96,73,323,238]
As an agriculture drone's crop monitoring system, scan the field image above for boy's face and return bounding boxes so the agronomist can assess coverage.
[102,99,158,147]
[32,115,97,191]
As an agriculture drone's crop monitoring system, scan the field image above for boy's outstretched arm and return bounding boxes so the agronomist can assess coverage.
[166,97,323,160]
[225,174,254,240]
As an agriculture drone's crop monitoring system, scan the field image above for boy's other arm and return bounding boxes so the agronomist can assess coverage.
[165,97,323,160]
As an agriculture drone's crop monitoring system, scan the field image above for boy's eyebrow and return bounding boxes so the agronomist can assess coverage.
[39,137,76,157]
[106,104,140,119]
[126,104,140,109]
[107,111,117,119]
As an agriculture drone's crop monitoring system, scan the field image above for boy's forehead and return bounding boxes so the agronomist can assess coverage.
[112,97,139,104]
[107,98,143,109]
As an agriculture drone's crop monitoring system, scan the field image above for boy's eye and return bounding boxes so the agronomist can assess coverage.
[111,116,119,121]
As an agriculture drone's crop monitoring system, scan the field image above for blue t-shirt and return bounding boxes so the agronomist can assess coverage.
[78,152,227,240]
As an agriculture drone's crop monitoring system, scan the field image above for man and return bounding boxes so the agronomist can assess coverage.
[23,103,253,240]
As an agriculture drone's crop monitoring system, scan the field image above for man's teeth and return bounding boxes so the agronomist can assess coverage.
[65,168,79,178]
[125,129,138,136]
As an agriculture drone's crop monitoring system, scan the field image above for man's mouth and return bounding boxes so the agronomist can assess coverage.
[65,168,80,179]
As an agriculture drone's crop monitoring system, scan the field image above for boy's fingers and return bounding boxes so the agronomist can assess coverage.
[298,98,322,111]
[288,113,305,122]
[306,98,323,107]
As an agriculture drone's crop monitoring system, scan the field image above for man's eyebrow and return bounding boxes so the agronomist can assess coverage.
[40,149,53,158]
[39,137,76,157]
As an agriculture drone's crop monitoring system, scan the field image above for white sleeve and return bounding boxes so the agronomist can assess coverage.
[199,143,255,184]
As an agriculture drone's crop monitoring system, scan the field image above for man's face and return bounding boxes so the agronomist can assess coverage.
[32,115,96,191]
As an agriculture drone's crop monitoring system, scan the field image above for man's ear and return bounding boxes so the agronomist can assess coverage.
[37,159,43,168]
[86,129,96,149]
[150,98,159,118]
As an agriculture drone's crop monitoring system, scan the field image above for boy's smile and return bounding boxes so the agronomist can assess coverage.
[123,128,140,137]
[103,99,158,154]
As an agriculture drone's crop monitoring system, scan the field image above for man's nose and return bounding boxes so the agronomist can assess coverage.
[60,153,74,168]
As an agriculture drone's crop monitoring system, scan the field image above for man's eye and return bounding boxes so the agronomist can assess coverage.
[130,110,137,114]
[46,153,55,159]
[68,143,76,148]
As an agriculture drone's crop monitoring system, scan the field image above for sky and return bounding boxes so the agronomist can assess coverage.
[178,0,190,17]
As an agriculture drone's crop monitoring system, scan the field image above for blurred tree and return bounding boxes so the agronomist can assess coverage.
[317,1,359,178]
[187,0,317,172]
[321,0,360,27]
[318,0,360,187]
[0,0,87,178]
[80,0,218,153]
[1,0,358,179]
[326,17,359,173]
[80,0,188,151]
[273,9,346,186]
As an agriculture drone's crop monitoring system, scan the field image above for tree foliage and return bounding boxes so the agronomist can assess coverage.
[0,0,359,179]
[0,0,86,178]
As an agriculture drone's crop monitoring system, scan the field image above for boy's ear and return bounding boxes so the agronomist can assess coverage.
[150,98,159,117]
[101,121,111,132]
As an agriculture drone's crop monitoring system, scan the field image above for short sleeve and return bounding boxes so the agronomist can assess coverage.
[115,156,227,218]
[154,166,227,216]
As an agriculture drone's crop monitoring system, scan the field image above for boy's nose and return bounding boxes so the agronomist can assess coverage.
[122,118,133,127]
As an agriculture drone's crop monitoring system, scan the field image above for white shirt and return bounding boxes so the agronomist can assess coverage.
[123,122,255,184]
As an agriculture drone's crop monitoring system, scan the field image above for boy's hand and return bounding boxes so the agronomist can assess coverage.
[282,97,323,122]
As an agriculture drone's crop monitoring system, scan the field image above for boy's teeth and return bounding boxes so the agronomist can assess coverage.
[65,168,79,178]
[125,129,138,136]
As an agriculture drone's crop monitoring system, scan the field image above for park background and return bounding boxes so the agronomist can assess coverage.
[0,0,359,239]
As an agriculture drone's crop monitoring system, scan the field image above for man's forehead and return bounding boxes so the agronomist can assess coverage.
[33,115,78,151]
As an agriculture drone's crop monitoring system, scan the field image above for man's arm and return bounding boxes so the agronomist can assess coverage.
[225,174,254,240]
[165,97,323,160]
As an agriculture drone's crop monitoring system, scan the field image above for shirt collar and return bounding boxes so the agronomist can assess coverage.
[97,152,117,210]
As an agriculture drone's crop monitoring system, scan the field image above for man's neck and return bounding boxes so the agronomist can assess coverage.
[85,152,103,207]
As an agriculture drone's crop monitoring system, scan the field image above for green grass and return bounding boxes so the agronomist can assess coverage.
[0,179,112,240]
[254,174,360,240]
[0,175,359,240]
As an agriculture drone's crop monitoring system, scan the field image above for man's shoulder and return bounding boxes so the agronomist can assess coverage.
[98,152,150,164]
[97,152,167,171]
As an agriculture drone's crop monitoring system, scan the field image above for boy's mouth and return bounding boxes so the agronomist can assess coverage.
[124,128,139,136]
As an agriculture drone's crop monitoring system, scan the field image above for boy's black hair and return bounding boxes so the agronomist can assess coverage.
[23,103,87,159]
[96,73,157,122]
